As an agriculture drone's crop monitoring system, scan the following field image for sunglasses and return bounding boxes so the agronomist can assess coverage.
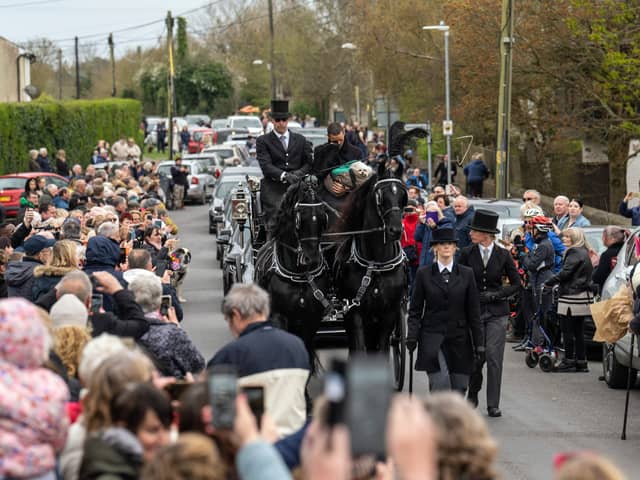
[523,197,535,202]
[273,118,288,123]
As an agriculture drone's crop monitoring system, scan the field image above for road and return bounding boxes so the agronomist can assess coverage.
[172,203,640,480]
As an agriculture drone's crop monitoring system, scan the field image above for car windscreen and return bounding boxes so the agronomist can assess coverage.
[212,149,234,159]
[231,117,261,129]
[0,178,27,190]
[215,179,244,200]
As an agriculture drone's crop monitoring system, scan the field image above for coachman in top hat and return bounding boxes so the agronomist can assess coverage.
[458,209,521,417]
[256,100,313,231]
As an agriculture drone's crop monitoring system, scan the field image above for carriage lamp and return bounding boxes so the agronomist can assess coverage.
[231,191,249,222]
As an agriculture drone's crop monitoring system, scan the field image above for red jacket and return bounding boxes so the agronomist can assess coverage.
[402,214,421,265]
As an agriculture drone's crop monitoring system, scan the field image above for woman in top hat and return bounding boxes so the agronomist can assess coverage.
[458,209,521,417]
[407,226,484,394]
[255,99,313,232]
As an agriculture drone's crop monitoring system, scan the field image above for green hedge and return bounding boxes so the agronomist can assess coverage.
[0,98,143,174]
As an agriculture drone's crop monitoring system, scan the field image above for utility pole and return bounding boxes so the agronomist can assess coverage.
[427,121,433,190]
[74,36,80,99]
[267,0,276,99]
[443,24,452,186]
[57,48,62,100]
[166,11,175,160]
[108,33,116,97]
[495,0,515,199]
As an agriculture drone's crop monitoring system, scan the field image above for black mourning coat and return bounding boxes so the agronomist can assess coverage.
[408,263,483,374]
[256,130,313,222]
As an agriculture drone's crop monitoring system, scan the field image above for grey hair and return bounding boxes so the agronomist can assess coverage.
[222,283,270,319]
[524,189,541,202]
[78,333,128,384]
[604,226,626,243]
[554,195,570,204]
[58,270,92,303]
[97,221,119,239]
[129,273,162,313]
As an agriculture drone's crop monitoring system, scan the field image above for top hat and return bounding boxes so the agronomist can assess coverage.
[469,209,500,234]
[431,227,457,244]
[270,100,290,120]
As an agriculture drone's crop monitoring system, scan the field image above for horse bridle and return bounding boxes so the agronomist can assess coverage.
[373,178,407,242]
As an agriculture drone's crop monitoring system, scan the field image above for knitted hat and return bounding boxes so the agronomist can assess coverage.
[50,294,88,328]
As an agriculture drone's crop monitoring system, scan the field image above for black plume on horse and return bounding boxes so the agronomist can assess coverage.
[254,176,331,371]
[381,121,428,180]
[333,172,408,364]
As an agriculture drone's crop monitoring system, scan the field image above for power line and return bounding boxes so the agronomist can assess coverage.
[49,0,225,43]
[0,0,62,8]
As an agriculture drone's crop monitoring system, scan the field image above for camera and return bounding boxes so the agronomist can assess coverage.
[231,189,249,222]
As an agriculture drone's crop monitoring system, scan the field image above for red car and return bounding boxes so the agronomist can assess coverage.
[0,172,69,219]
[187,128,215,153]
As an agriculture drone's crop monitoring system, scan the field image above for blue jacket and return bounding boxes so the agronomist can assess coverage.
[52,196,69,210]
[566,215,591,228]
[454,205,475,249]
[619,201,640,226]
[83,236,127,311]
[463,159,489,183]
[406,174,428,189]
[37,155,52,172]
[525,230,565,273]
[414,216,454,267]
[236,441,292,480]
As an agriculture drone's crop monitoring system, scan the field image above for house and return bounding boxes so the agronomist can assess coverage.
[0,36,35,103]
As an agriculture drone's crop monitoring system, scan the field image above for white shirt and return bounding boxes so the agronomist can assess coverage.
[437,260,454,273]
[479,242,494,260]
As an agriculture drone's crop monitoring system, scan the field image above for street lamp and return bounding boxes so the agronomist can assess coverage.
[422,21,452,185]
[340,43,360,124]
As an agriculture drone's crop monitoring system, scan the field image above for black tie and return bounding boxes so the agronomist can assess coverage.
[441,268,450,283]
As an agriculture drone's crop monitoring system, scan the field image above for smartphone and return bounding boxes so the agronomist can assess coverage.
[403,206,415,214]
[146,214,153,222]
[425,211,439,223]
[160,294,172,317]
[90,293,103,314]
[164,381,193,401]
[208,365,237,430]
[154,219,163,229]
[241,385,265,427]
[346,354,392,457]
[118,247,127,265]
[129,229,136,241]
[324,358,347,427]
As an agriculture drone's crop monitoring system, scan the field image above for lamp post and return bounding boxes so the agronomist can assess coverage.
[422,21,452,185]
[341,43,360,124]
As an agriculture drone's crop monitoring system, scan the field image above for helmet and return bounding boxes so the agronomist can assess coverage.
[528,215,553,232]
[523,207,543,219]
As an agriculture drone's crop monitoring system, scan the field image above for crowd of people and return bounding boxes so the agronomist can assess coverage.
[0,108,633,480]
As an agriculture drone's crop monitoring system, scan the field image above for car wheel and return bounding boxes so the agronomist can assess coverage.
[199,190,206,205]
[603,343,637,389]
[209,221,216,235]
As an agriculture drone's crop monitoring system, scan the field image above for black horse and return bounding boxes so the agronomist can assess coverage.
[333,167,409,386]
[254,177,331,369]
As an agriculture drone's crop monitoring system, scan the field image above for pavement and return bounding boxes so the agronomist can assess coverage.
[172,203,640,480]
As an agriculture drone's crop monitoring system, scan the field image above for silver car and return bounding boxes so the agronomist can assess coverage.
[600,226,638,388]
[157,159,215,205]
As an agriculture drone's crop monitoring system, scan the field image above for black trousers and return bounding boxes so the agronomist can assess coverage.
[560,314,586,361]
[467,180,483,197]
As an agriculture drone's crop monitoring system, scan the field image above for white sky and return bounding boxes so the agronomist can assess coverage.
[0,0,212,58]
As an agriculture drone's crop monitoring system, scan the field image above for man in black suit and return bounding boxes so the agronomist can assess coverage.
[312,123,362,221]
[407,227,484,394]
[256,99,313,231]
[458,209,521,417]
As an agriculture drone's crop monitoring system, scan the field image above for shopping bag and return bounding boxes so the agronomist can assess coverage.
[591,285,634,343]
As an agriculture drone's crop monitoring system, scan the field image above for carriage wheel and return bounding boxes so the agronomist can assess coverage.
[390,315,406,391]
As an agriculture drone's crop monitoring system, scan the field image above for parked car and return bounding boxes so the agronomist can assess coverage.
[203,144,249,166]
[211,118,228,129]
[468,198,523,218]
[214,127,250,145]
[0,172,68,219]
[209,166,262,235]
[156,159,215,205]
[183,152,225,179]
[227,115,263,136]
[185,114,211,129]
[187,128,215,153]
[289,126,326,137]
[600,226,640,388]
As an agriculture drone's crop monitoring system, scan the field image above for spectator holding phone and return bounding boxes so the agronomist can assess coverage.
[6,234,55,301]
[142,226,173,276]
[129,271,204,378]
[619,191,640,226]
[414,201,453,267]
[208,283,310,437]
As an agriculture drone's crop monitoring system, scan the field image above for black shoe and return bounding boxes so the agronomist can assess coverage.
[467,391,478,409]
[488,407,502,417]
[555,359,576,372]
[575,360,589,372]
